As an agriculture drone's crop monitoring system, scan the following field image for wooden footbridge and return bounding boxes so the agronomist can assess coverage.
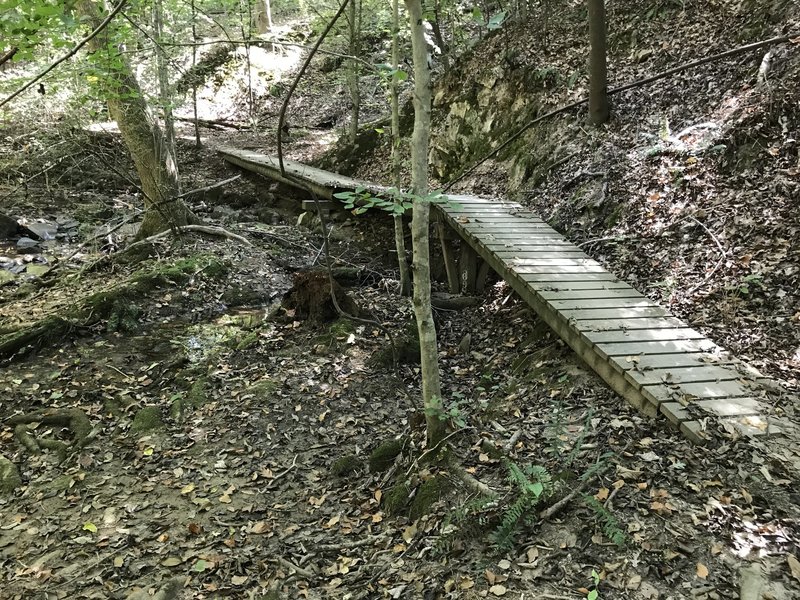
[217,146,780,444]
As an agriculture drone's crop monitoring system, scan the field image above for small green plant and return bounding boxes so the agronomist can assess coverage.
[726,273,764,296]
[435,493,497,555]
[582,495,626,546]
[333,186,452,216]
[492,460,555,551]
[424,396,466,429]
[587,569,601,600]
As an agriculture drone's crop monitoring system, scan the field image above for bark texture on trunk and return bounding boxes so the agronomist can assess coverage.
[588,0,609,125]
[391,0,411,296]
[255,0,273,34]
[405,0,445,448]
[78,0,199,239]
[347,0,361,145]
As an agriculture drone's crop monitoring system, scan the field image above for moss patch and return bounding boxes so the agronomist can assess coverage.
[330,454,361,477]
[409,475,452,521]
[384,482,412,516]
[188,377,209,407]
[368,437,406,473]
[0,456,21,495]
[131,406,165,434]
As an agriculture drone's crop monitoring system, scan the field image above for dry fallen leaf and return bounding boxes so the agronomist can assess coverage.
[251,521,270,534]
[787,554,800,582]
[696,563,709,579]
[489,584,507,596]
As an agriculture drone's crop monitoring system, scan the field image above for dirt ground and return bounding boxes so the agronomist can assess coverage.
[1,1,800,597]
[0,127,798,599]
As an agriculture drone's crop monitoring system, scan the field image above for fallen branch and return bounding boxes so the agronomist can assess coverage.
[123,224,252,255]
[176,174,241,199]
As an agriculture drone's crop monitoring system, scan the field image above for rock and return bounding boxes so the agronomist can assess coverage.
[26,221,57,241]
[0,213,20,238]
[296,211,316,228]
[131,406,165,434]
[16,237,39,251]
[26,264,50,277]
[0,455,21,495]
[0,270,16,286]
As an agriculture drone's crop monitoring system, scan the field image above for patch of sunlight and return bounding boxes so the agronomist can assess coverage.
[792,345,800,364]
[732,518,795,558]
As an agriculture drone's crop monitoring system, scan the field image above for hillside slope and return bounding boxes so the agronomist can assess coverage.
[352,0,800,391]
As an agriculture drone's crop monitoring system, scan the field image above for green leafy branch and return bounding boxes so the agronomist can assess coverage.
[333,186,452,216]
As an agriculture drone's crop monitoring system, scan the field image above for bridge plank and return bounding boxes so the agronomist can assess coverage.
[584,328,706,344]
[628,365,741,386]
[537,289,645,300]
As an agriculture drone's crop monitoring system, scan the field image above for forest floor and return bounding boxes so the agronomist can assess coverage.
[1,4,800,599]
[0,120,798,600]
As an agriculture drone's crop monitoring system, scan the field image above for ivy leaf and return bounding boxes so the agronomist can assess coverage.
[487,11,506,30]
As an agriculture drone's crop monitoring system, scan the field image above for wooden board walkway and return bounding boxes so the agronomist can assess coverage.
[217,146,781,444]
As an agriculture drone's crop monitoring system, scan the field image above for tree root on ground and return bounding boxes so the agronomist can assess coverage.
[7,408,93,461]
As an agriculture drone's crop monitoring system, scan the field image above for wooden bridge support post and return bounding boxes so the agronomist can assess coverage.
[461,242,478,294]
[474,259,492,293]
[436,221,461,294]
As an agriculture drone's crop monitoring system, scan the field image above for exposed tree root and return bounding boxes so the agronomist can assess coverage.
[8,408,93,461]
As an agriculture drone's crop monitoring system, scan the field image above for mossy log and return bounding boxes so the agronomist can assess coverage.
[0,255,226,362]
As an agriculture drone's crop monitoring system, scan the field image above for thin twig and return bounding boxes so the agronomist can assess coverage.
[265,455,298,489]
[684,215,726,297]
[175,174,241,199]
[277,0,351,174]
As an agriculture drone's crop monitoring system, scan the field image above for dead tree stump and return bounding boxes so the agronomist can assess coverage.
[282,271,360,322]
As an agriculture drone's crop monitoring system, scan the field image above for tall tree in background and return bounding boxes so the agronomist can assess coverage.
[346,0,361,144]
[404,0,445,447]
[255,0,273,34]
[588,0,609,124]
[78,0,199,238]
[390,0,411,296]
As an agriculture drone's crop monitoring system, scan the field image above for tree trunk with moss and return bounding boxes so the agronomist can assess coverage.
[405,0,446,448]
[391,0,411,296]
[78,0,199,239]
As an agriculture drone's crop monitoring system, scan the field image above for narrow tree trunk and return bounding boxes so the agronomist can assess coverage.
[347,0,361,145]
[588,0,609,125]
[255,0,273,34]
[405,0,445,448]
[154,0,178,166]
[78,0,198,239]
[190,0,201,147]
[391,0,411,296]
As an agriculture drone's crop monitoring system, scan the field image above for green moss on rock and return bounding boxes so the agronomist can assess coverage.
[330,454,361,477]
[384,482,411,516]
[0,455,21,495]
[131,406,164,434]
[409,475,451,521]
[188,377,209,407]
[247,378,279,400]
[368,437,407,473]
